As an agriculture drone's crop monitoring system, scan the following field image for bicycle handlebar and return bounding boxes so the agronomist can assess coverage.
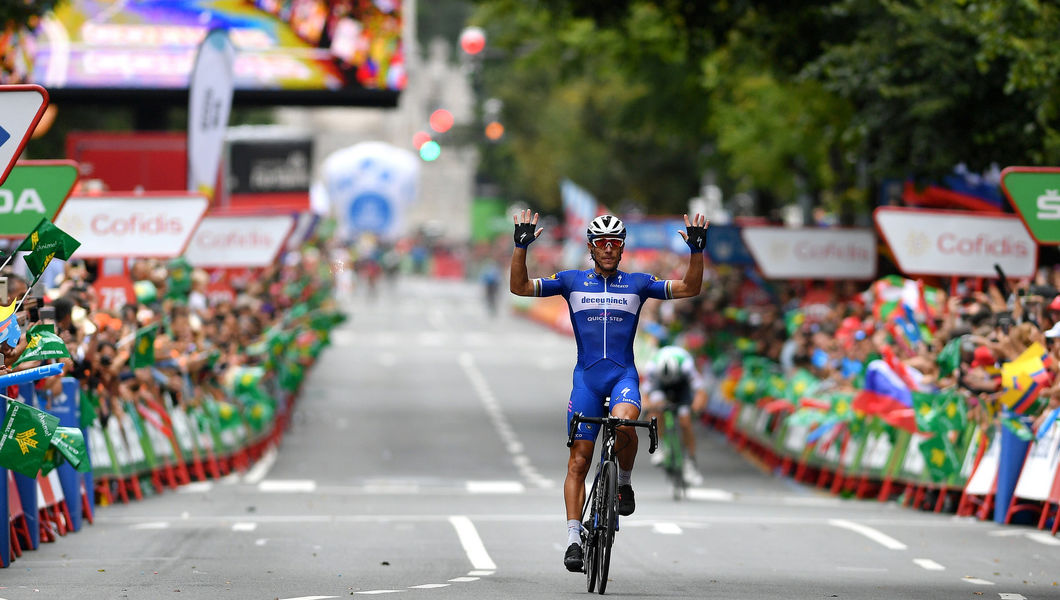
[566,412,659,455]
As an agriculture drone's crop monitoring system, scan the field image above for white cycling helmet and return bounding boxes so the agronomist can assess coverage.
[657,353,683,384]
[586,215,626,241]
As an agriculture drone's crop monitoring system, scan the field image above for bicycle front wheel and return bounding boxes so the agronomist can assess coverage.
[597,460,618,594]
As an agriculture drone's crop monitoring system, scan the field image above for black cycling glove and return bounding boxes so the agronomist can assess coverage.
[514,222,537,248]
[685,224,708,252]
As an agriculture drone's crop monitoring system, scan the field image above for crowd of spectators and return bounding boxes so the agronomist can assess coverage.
[0,235,346,431]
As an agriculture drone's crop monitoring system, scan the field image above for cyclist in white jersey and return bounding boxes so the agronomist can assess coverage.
[509,209,708,571]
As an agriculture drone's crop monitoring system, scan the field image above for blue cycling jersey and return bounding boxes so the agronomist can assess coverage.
[534,269,672,368]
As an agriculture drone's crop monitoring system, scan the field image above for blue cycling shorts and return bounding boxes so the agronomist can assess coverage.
[567,360,642,442]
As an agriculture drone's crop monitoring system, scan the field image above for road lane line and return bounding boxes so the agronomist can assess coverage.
[999,594,1027,599]
[466,481,525,494]
[448,516,497,570]
[459,352,552,489]
[652,522,683,535]
[913,558,945,570]
[131,522,170,530]
[242,445,278,484]
[448,577,480,583]
[280,596,339,599]
[409,584,449,589]
[468,570,494,576]
[1025,532,1060,546]
[177,482,213,493]
[354,592,402,595]
[232,522,258,532]
[258,479,317,493]
[686,488,734,502]
[962,577,995,585]
[828,519,907,550]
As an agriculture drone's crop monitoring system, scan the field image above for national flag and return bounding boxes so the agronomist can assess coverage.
[49,426,90,472]
[16,218,80,281]
[12,325,71,366]
[999,342,1051,416]
[131,323,159,369]
[853,359,918,432]
[0,299,20,348]
[918,434,959,482]
[0,400,60,477]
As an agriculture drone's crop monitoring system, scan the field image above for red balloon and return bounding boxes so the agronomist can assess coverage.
[412,131,432,150]
[429,109,454,133]
[460,27,486,55]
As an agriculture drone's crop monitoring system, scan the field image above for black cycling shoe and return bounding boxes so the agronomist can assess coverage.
[564,543,584,572]
[618,484,635,516]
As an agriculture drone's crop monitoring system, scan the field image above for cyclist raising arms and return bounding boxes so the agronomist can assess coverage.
[509,209,708,572]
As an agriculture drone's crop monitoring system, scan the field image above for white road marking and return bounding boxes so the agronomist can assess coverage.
[232,522,258,532]
[354,592,402,595]
[362,482,420,494]
[999,594,1027,599]
[1025,532,1060,546]
[258,479,317,493]
[177,482,213,493]
[466,481,525,494]
[409,584,449,589]
[242,445,278,485]
[686,488,734,502]
[468,570,494,576]
[419,332,445,346]
[281,596,339,600]
[913,558,945,571]
[652,522,683,535]
[448,577,479,583]
[459,352,553,489]
[828,519,907,550]
[331,330,354,346]
[255,538,268,546]
[987,530,1026,537]
[448,516,497,570]
[131,522,170,530]
[962,577,995,585]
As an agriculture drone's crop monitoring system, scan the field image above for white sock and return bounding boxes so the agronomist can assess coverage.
[618,468,632,486]
[567,519,582,545]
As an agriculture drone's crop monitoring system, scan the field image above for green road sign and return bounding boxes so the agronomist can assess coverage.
[0,160,78,238]
[1001,166,1060,245]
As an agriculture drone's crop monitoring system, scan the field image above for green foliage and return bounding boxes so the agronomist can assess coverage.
[0,0,64,28]
[470,0,1060,218]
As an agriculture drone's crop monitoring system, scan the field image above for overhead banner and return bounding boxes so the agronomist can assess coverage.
[874,207,1037,278]
[0,160,78,237]
[54,193,208,258]
[187,29,235,200]
[184,214,296,268]
[0,84,49,187]
[741,226,876,280]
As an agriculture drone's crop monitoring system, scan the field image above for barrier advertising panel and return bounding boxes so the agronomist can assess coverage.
[183,214,295,268]
[875,207,1036,278]
[54,193,208,258]
[740,226,876,280]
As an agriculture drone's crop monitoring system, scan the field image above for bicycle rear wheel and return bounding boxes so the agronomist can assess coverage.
[597,460,618,595]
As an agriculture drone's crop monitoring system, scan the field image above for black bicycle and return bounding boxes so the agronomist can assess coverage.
[567,412,658,595]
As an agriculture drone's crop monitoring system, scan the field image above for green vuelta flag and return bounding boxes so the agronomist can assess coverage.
[39,445,64,476]
[785,369,819,402]
[935,391,968,432]
[12,325,71,366]
[912,391,938,433]
[166,256,193,300]
[918,434,960,482]
[79,388,100,430]
[16,217,81,281]
[131,323,159,368]
[244,400,275,433]
[0,400,61,477]
[936,337,962,378]
[50,426,90,473]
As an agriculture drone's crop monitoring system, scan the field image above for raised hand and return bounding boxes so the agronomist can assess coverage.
[514,209,544,248]
[678,213,709,252]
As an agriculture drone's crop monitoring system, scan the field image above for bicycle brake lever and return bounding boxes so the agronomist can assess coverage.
[648,416,658,454]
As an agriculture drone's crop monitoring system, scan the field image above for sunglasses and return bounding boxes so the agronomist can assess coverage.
[591,237,624,249]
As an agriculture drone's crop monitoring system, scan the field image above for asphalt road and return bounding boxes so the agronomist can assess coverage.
[4,277,1059,600]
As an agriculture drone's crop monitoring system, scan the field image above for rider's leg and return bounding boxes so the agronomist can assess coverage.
[678,411,696,457]
[565,440,595,521]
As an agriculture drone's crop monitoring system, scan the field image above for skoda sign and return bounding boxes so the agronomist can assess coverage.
[0,160,78,238]
[1001,166,1060,244]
